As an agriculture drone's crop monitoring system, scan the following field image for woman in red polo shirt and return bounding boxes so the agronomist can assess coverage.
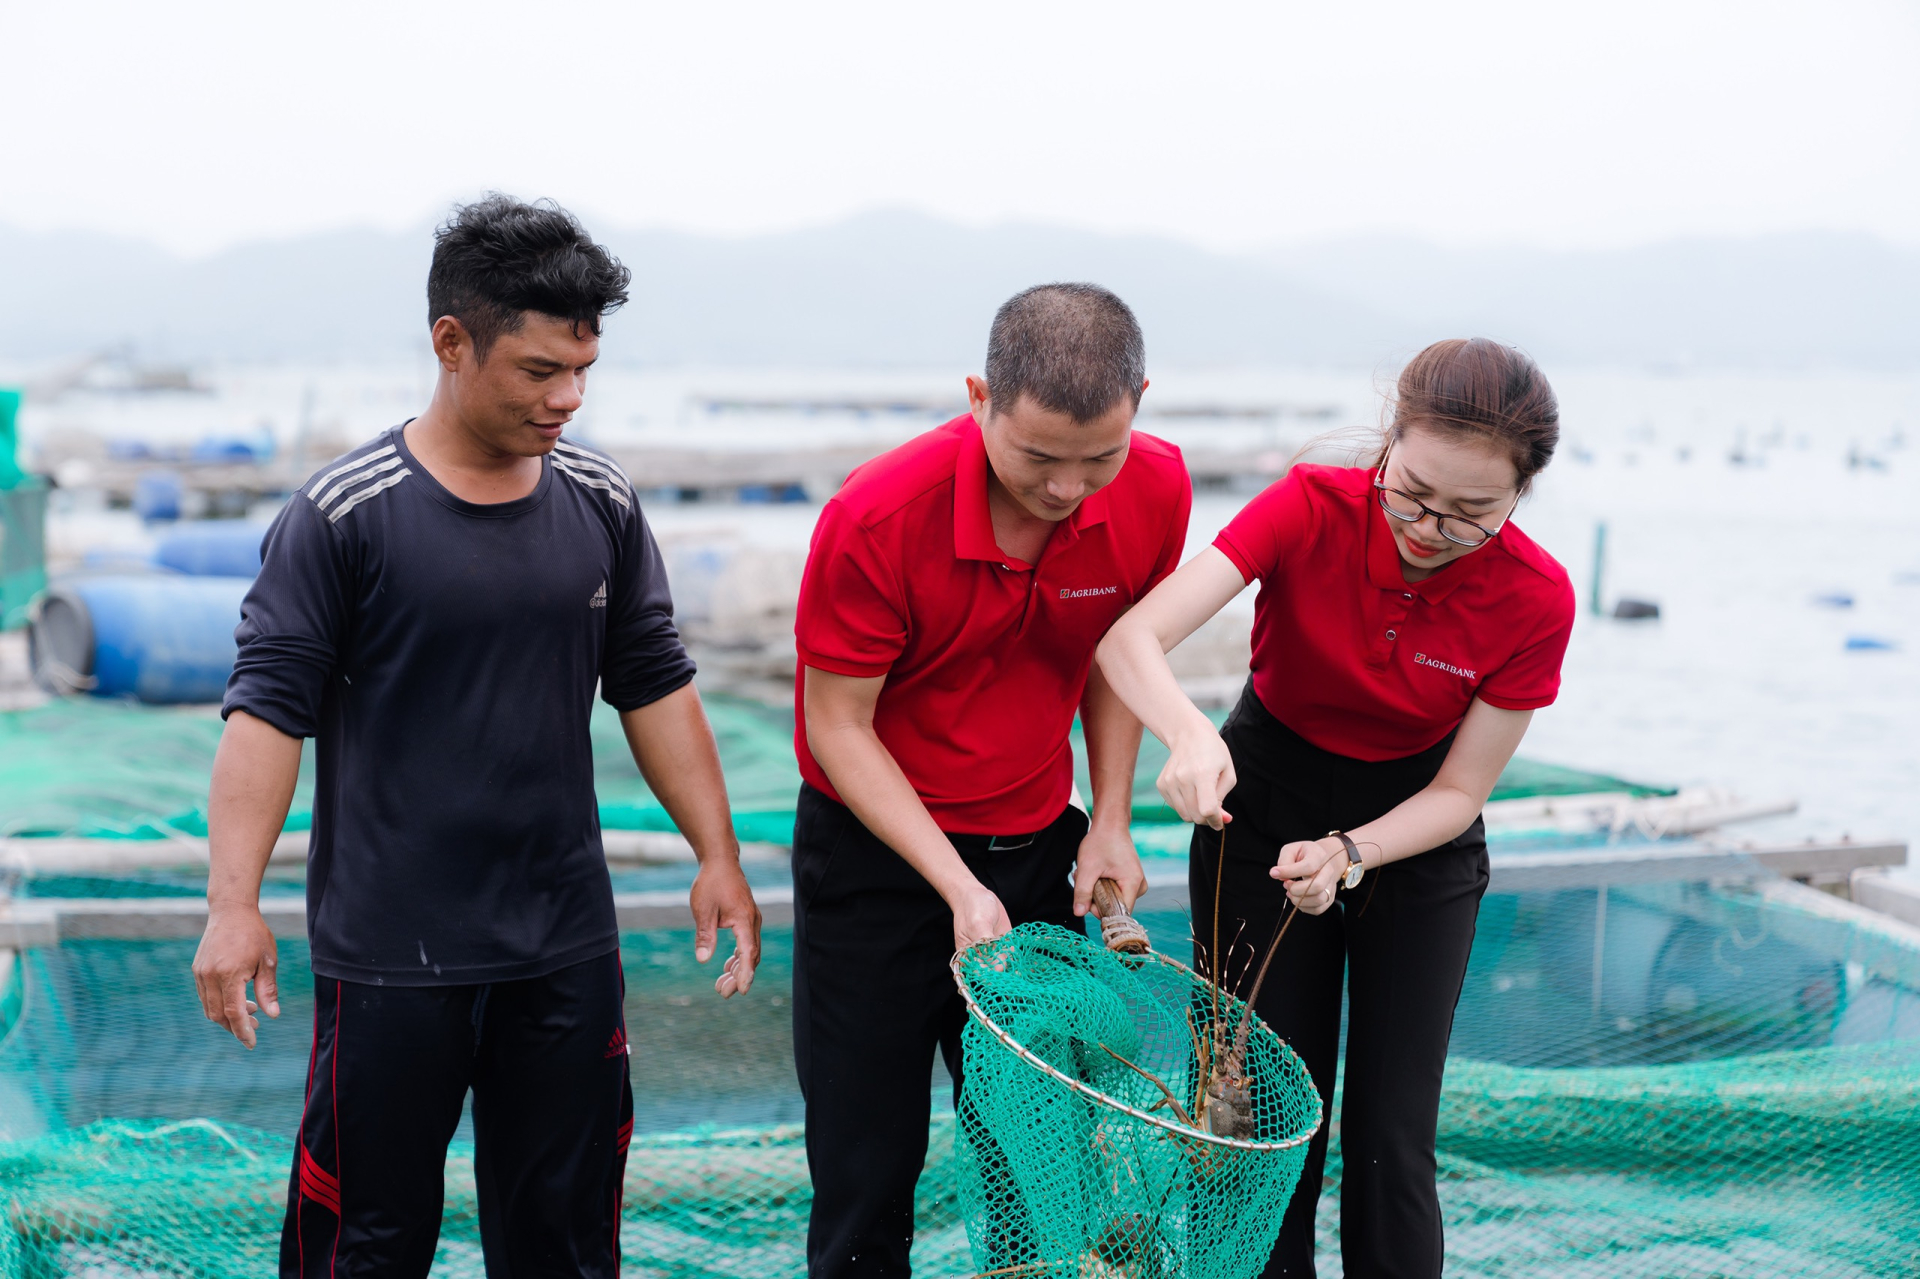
[1096,338,1574,1279]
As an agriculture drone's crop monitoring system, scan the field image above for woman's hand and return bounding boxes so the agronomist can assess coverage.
[1157,728,1237,830]
[1263,699,1533,915]
[1095,548,1253,831]
[1271,836,1346,915]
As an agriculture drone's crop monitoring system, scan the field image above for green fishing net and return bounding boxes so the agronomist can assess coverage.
[4,698,1920,1276]
[952,924,1319,1279]
[3,886,1920,1277]
[0,695,1658,843]
[0,931,972,1278]
[0,695,802,843]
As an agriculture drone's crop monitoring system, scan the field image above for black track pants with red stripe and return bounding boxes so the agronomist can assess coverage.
[281,949,633,1278]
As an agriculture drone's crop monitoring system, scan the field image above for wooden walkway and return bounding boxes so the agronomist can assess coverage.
[0,836,1905,947]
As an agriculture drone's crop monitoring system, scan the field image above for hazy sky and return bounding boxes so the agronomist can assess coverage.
[3,0,1915,256]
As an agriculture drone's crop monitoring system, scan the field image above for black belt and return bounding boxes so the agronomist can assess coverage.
[946,829,1043,854]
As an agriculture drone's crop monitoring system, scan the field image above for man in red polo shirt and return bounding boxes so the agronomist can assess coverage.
[791,283,1192,1276]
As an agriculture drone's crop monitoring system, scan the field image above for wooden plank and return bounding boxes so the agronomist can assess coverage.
[0,839,1902,944]
[0,891,798,945]
[0,901,59,947]
[1,835,308,872]
[1854,874,1920,930]
[600,443,1289,495]
[614,889,794,931]
[1131,838,1907,910]
[0,831,784,872]
[48,435,1300,509]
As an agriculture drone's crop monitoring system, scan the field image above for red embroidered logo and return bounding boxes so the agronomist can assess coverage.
[603,1026,630,1059]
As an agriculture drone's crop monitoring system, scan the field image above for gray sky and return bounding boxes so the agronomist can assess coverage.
[3,0,1915,256]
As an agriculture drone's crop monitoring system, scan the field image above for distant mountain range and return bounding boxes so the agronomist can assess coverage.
[2,212,1913,371]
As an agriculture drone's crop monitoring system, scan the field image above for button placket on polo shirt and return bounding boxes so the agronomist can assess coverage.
[983,557,1035,643]
[1019,513,1088,640]
[1372,587,1417,666]
[1011,560,1043,638]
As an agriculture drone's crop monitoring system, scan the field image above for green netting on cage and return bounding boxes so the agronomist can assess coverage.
[0,695,1657,843]
[0,1117,970,1279]
[2,881,1920,1276]
[0,931,971,1278]
[951,925,1320,1279]
[0,695,801,842]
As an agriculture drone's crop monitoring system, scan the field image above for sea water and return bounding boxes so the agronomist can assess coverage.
[15,362,1918,877]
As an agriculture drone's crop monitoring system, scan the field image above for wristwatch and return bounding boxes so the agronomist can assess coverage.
[1328,831,1365,890]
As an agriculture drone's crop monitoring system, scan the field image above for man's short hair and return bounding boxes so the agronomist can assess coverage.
[983,283,1146,423]
[427,194,632,360]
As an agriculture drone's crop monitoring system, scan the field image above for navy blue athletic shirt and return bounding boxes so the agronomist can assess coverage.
[224,424,695,986]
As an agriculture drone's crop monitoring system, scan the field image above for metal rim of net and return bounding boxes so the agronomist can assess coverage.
[949,947,1322,1154]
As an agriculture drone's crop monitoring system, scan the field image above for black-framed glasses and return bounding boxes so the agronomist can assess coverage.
[1373,446,1513,548]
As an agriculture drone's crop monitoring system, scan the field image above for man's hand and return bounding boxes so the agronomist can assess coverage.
[804,666,1015,955]
[199,709,300,1048]
[192,903,281,1049]
[1156,728,1237,830]
[947,878,1013,954]
[690,859,762,998]
[1073,823,1148,917]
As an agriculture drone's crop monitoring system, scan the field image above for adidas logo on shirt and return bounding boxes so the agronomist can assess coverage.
[589,581,608,609]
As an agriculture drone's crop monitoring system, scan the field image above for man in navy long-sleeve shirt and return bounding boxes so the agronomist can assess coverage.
[192,195,762,1278]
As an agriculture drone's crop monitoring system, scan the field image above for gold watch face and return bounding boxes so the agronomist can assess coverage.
[1343,863,1364,890]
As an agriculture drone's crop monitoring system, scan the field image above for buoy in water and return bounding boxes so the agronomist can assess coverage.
[1844,635,1897,652]
[1611,598,1661,620]
[1811,592,1855,609]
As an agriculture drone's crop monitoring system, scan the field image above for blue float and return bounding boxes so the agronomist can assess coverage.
[152,523,267,577]
[133,471,183,522]
[29,576,251,703]
[1844,635,1898,652]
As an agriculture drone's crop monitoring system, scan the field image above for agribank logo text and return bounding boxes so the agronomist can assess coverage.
[1060,585,1120,600]
[1413,652,1477,680]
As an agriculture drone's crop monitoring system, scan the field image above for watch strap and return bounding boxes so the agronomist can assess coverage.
[1329,830,1365,889]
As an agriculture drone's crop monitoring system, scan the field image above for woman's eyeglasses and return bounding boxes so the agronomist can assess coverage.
[1372,447,1512,548]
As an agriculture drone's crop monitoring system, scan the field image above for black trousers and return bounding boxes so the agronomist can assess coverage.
[791,783,1086,1278]
[280,949,633,1278]
[1190,683,1487,1279]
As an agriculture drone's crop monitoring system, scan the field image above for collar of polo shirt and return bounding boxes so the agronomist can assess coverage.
[951,416,1114,569]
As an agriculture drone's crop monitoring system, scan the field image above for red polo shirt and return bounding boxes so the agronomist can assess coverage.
[1214,464,1574,761]
[795,414,1192,833]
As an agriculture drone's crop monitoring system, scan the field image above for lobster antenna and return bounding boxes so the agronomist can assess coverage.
[1210,822,1227,1053]
[1228,897,1299,1065]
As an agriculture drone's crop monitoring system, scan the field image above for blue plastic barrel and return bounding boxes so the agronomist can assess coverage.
[133,471,183,522]
[29,576,250,703]
[152,523,267,577]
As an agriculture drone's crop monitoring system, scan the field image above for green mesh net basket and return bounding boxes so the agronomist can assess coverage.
[950,923,1320,1279]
